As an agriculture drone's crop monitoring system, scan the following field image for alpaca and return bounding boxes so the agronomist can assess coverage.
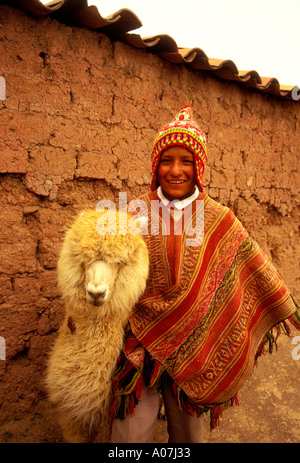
[46,209,149,443]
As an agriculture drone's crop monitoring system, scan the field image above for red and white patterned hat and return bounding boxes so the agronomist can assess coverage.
[150,105,207,192]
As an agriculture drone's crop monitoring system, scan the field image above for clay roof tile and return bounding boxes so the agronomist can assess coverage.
[2,0,298,102]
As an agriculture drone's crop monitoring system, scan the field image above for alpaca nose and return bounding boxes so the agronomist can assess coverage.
[87,289,107,299]
[86,284,108,305]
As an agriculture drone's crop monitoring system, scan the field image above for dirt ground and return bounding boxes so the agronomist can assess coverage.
[0,329,299,444]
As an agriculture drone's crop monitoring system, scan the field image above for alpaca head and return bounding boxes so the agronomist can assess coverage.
[57,210,149,316]
[84,260,120,307]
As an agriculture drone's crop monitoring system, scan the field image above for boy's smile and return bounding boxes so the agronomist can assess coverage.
[157,146,197,201]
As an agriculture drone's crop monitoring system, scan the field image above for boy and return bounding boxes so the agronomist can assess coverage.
[110,106,299,443]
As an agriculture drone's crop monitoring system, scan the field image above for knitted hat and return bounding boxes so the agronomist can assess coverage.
[150,105,207,191]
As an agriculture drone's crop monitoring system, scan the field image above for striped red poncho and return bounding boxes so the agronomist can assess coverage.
[110,190,299,428]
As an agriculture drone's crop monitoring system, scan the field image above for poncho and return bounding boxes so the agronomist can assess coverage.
[110,190,299,428]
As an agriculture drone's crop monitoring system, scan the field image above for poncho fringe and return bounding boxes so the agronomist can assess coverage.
[110,313,298,430]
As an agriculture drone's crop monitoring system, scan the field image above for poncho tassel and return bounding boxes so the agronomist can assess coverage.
[209,393,239,431]
[231,392,239,407]
[144,352,166,388]
[110,355,166,420]
[254,318,295,365]
[171,382,240,431]
[289,294,300,330]
[109,370,143,420]
[109,352,144,420]
[210,405,222,430]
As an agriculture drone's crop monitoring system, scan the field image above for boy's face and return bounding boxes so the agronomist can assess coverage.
[157,146,197,201]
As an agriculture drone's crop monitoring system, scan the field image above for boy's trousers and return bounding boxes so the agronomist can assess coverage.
[110,381,204,443]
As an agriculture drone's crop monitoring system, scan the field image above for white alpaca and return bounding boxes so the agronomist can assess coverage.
[46,210,149,443]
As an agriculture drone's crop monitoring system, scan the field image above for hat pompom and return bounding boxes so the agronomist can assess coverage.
[176,105,193,122]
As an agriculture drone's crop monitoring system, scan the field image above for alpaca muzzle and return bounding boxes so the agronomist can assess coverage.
[86,285,108,306]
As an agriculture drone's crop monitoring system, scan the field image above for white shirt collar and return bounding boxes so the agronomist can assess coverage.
[157,186,199,210]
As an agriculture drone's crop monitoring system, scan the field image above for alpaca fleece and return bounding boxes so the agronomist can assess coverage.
[46,210,149,443]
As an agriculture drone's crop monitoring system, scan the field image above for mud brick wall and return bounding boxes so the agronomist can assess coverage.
[0,5,299,420]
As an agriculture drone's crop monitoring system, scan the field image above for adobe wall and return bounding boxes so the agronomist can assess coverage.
[0,5,299,420]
